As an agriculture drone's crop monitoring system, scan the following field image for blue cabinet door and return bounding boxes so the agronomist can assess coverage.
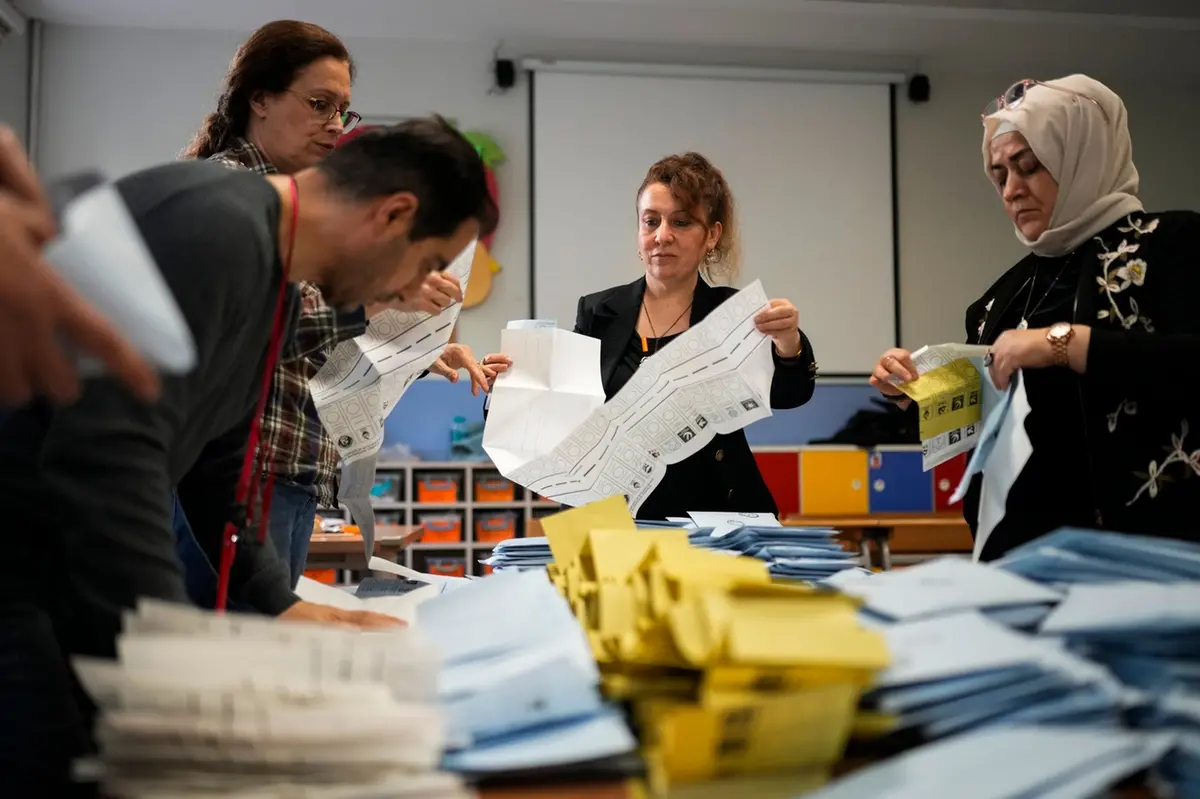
[868,448,933,513]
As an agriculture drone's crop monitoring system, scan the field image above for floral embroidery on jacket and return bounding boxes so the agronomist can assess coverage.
[1095,215,1158,332]
[1129,418,1198,506]
[1106,399,1137,433]
[977,298,994,341]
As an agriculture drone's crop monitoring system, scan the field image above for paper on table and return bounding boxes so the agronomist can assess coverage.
[503,280,775,514]
[310,239,475,557]
[801,726,1171,799]
[44,178,196,376]
[294,573,436,623]
[482,327,606,474]
[973,371,1033,561]
[835,556,1061,622]
[688,510,780,538]
[890,344,996,470]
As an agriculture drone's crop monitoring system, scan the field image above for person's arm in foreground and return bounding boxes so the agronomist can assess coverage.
[0,126,157,406]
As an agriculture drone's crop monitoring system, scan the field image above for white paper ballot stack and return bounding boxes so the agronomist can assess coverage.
[73,600,468,798]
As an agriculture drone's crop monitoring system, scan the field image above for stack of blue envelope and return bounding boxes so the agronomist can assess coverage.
[1144,692,1200,796]
[833,556,1064,631]
[685,525,862,582]
[1037,579,1200,795]
[863,610,1130,743]
[415,569,638,778]
[996,527,1200,587]
[478,536,553,572]
[803,725,1176,799]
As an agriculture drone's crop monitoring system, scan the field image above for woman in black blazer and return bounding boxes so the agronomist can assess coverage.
[574,152,817,520]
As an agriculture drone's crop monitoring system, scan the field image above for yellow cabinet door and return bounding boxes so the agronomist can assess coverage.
[800,448,869,516]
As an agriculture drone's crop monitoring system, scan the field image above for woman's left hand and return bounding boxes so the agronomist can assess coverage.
[755,299,802,358]
[986,328,1057,390]
[429,344,512,396]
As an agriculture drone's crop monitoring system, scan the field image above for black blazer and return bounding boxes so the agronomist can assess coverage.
[574,277,817,520]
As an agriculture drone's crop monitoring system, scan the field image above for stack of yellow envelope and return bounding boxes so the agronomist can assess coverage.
[539,497,891,794]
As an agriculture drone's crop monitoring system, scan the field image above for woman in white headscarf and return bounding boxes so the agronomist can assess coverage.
[871,74,1200,560]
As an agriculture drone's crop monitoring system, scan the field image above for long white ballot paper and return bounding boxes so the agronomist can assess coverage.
[309,240,475,557]
[502,280,774,514]
[481,326,606,474]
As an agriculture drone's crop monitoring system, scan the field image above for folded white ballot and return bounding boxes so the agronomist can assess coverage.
[482,325,607,475]
[45,178,196,375]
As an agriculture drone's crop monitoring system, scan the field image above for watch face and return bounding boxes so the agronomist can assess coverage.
[1049,322,1072,339]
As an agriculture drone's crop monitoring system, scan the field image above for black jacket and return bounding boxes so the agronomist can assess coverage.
[574,276,817,520]
[962,210,1200,559]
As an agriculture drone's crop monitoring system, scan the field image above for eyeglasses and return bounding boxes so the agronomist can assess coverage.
[982,79,1108,124]
[286,90,362,132]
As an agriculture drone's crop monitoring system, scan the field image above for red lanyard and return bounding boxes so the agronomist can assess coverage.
[214,177,299,612]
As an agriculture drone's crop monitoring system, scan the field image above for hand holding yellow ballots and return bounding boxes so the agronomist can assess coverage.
[537,498,890,793]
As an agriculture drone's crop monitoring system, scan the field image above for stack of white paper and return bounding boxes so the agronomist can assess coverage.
[835,556,1063,630]
[864,612,1127,741]
[74,600,466,798]
[478,536,553,572]
[411,569,637,775]
[803,726,1175,799]
[683,511,861,583]
[997,527,1200,587]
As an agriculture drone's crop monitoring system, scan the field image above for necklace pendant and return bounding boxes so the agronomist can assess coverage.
[1016,318,1029,331]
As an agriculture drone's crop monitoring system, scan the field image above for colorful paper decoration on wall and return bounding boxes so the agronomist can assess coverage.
[459,130,504,310]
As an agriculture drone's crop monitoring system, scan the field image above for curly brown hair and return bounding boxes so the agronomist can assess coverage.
[637,152,740,284]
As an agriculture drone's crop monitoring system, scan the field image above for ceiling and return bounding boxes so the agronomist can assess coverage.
[13,0,1200,79]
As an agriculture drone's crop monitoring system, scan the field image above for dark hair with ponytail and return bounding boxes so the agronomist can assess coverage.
[181,20,354,160]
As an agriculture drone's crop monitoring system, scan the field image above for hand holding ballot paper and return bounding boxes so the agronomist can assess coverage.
[309,240,474,557]
[483,280,776,513]
[0,130,184,405]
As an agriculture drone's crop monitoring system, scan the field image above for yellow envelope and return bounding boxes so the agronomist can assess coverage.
[541,495,636,566]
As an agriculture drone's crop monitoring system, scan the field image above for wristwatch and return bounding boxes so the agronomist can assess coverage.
[1046,322,1074,367]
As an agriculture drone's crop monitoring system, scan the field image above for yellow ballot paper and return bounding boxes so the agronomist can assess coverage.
[892,343,992,470]
[539,497,890,790]
[541,494,635,565]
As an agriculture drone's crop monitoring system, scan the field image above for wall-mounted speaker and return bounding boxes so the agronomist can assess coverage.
[494,59,515,90]
[907,74,931,104]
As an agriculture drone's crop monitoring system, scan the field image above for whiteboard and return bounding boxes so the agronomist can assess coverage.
[531,71,896,375]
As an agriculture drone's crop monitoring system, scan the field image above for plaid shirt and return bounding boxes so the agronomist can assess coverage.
[209,139,368,506]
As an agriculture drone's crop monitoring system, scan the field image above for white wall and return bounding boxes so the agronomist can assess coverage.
[32,24,1200,357]
[0,31,28,143]
[896,69,1200,349]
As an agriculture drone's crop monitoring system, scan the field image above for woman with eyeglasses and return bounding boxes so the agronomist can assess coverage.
[171,21,502,610]
[870,74,1200,560]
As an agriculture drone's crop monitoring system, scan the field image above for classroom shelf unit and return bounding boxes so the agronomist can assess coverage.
[318,461,558,578]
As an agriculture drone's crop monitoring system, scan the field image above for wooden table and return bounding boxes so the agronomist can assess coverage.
[784,513,972,570]
[305,525,424,572]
